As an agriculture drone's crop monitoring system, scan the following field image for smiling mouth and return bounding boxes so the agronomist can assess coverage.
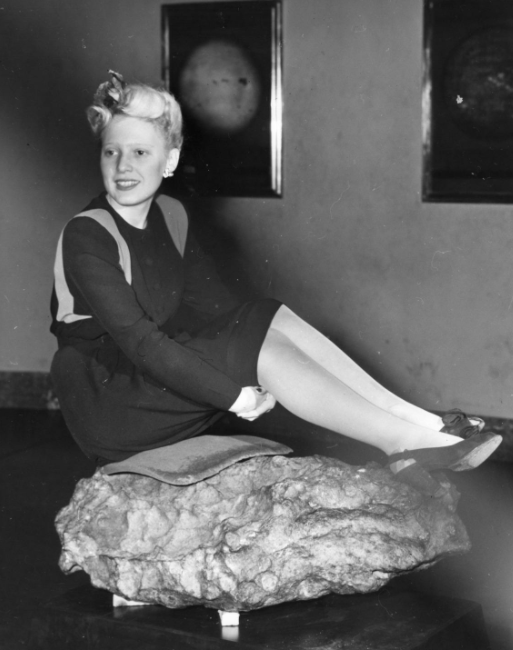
[115,180,139,190]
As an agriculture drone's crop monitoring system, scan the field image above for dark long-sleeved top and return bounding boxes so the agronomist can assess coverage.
[50,193,242,410]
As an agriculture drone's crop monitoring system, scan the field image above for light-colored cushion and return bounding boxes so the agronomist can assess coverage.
[101,434,292,485]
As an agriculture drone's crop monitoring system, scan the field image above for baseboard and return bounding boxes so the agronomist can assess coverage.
[0,371,59,410]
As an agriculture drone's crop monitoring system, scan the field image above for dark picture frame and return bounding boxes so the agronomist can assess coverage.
[423,0,513,203]
[162,1,283,198]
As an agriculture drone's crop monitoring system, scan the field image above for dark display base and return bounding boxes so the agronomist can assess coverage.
[29,584,489,650]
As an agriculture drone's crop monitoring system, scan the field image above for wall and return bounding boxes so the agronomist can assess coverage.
[1,0,513,416]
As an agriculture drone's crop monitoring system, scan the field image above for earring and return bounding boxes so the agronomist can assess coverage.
[163,163,174,179]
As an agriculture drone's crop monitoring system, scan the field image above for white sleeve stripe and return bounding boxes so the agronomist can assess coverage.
[54,229,92,324]
[53,209,132,324]
[156,194,188,257]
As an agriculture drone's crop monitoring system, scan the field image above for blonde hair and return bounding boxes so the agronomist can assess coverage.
[87,71,183,149]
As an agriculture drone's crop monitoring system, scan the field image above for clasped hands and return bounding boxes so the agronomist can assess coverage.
[229,386,276,421]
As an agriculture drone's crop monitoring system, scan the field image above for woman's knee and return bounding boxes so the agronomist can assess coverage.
[257,327,293,380]
[260,327,288,356]
[268,304,302,332]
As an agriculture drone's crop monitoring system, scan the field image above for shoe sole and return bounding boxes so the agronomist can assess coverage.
[449,435,502,471]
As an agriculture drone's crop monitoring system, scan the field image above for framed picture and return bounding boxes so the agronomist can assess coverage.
[423,0,513,203]
[162,1,283,198]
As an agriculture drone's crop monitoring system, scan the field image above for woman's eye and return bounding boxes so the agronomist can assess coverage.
[136,150,147,156]
[103,149,116,157]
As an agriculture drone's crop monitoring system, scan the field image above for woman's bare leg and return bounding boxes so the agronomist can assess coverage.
[257,329,459,455]
[268,306,444,431]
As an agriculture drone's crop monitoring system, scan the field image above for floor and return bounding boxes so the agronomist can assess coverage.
[1,407,513,649]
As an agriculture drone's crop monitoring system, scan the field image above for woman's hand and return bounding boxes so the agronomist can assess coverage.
[229,386,276,421]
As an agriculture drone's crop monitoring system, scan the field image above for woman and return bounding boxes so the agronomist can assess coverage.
[50,71,501,497]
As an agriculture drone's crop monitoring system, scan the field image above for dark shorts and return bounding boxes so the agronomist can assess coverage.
[51,299,281,464]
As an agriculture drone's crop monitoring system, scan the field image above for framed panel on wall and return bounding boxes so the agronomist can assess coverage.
[423,0,513,203]
[162,1,283,198]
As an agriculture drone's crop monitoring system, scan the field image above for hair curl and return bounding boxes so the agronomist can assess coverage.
[87,70,183,150]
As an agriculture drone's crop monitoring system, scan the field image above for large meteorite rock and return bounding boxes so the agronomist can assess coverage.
[56,455,470,612]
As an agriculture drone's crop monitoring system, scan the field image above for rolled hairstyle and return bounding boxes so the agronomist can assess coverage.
[87,70,183,149]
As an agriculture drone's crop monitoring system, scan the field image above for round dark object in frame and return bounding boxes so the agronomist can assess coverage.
[179,39,262,136]
[444,26,513,139]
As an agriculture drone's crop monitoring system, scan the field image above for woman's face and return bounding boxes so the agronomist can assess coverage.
[100,115,179,216]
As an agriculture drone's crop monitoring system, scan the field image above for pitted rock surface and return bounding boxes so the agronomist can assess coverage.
[56,455,470,611]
